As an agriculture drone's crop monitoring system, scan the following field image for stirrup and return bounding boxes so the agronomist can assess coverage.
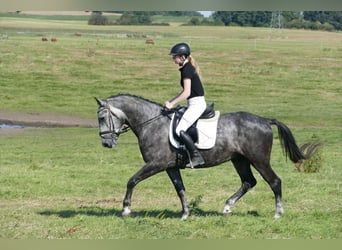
[185,150,194,169]
[185,151,205,169]
[185,158,205,168]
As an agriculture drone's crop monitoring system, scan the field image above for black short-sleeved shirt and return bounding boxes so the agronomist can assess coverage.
[179,62,205,99]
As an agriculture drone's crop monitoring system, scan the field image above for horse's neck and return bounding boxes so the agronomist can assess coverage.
[111,96,161,126]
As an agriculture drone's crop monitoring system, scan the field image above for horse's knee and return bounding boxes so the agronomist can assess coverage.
[271,177,281,191]
[127,178,138,189]
[244,177,257,189]
[249,177,257,188]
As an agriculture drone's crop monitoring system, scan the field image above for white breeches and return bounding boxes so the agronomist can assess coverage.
[175,96,206,136]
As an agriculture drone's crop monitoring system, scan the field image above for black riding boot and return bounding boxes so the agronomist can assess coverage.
[179,130,205,167]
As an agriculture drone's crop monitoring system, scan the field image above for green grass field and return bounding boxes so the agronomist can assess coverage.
[0,14,341,239]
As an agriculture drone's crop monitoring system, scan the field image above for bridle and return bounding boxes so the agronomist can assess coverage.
[98,104,169,139]
[98,105,129,139]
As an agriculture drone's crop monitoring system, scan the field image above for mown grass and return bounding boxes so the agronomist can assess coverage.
[0,128,341,239]
[1,17,341,125]
[0,16,341,239]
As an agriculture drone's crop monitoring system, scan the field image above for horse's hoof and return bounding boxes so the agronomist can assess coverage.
[274,213,283,219]
[274,206,284,219]
[223,211,232,216]
[180,213,189,221]
[122,213,130,218]
[122,207,131,217]
[223,210,233,216]
[222,205,232,216]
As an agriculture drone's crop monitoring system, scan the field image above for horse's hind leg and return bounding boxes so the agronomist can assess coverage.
[253,160,283,218]
[223,156,257,215]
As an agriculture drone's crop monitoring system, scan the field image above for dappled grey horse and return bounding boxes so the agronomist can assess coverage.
[96,94,318,220]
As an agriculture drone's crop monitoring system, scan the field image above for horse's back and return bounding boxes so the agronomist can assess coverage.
[222,111,271,128]
[215,111,273,157]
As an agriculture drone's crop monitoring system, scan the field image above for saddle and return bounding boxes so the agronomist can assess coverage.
[168,103,220,150]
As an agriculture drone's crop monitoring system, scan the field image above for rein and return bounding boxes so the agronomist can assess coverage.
[135,112,165,128]
[136,106,182,127]
[99,105,177,137]
[130,106,180,129]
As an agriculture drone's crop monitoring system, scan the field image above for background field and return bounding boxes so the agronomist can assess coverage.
[0,14,341,239]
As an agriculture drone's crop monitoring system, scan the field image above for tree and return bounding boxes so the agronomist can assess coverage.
[188,17,201,25]
[212,11,233,26]
[212,11,341,30]
[212,11,272,27]
[115,12,152,25]
[303,11,342,30]
[88,11,108,25]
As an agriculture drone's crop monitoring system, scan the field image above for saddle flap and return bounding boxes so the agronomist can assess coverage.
[169,110,220,150]
[195,111,220,149]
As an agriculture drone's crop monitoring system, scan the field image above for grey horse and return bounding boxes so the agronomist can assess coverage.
[96,94,318,220]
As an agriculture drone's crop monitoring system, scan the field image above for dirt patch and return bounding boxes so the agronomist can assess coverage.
[0,110,97,134]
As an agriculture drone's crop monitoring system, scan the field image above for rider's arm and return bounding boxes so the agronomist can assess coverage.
[165,79,191,109]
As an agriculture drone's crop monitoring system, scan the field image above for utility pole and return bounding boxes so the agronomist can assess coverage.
[269,11,283,39]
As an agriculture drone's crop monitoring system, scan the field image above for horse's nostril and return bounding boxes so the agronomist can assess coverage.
[102,142,112,148]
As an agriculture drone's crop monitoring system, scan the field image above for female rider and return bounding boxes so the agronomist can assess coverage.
[164,43,206,167]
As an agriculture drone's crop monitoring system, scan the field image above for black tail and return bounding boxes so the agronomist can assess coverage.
[269,119,309,163]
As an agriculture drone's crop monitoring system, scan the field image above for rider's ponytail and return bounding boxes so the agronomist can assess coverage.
[188,55,202,81]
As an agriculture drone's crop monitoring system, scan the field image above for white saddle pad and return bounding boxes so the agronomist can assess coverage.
[169,111,220,149]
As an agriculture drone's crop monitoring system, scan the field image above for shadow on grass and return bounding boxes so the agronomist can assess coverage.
[38,206,261,219]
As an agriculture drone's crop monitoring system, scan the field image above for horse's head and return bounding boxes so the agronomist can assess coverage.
[95,98,129,148]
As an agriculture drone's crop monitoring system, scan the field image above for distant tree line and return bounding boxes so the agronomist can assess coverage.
[302,11,342,30]
[88,11,201,26]
[115,12,153,25]
[88,11,342,31]
[88,11,109,25]
[211,11,341,31]
[103,11,202,16]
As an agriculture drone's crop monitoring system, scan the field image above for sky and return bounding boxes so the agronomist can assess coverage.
[198,11,214,17]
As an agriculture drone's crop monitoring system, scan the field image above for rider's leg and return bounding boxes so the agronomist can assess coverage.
[176,97,206,167]
[179,130,204,167]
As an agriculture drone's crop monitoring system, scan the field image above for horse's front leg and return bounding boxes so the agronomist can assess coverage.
[122,188,133,217]
[166,168,189,220]
[122,162,164,217]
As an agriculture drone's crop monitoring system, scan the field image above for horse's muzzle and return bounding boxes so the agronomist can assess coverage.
[99,132,119,148]
[102,141,113,148]
[101,137,118,148]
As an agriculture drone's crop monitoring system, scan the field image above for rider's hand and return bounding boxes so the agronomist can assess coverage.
[164,101,174,110]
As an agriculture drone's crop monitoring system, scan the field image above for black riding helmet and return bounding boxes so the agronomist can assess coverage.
[169,43,191,57]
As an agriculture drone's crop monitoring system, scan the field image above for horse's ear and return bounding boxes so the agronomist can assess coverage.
[95,97,105,107]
